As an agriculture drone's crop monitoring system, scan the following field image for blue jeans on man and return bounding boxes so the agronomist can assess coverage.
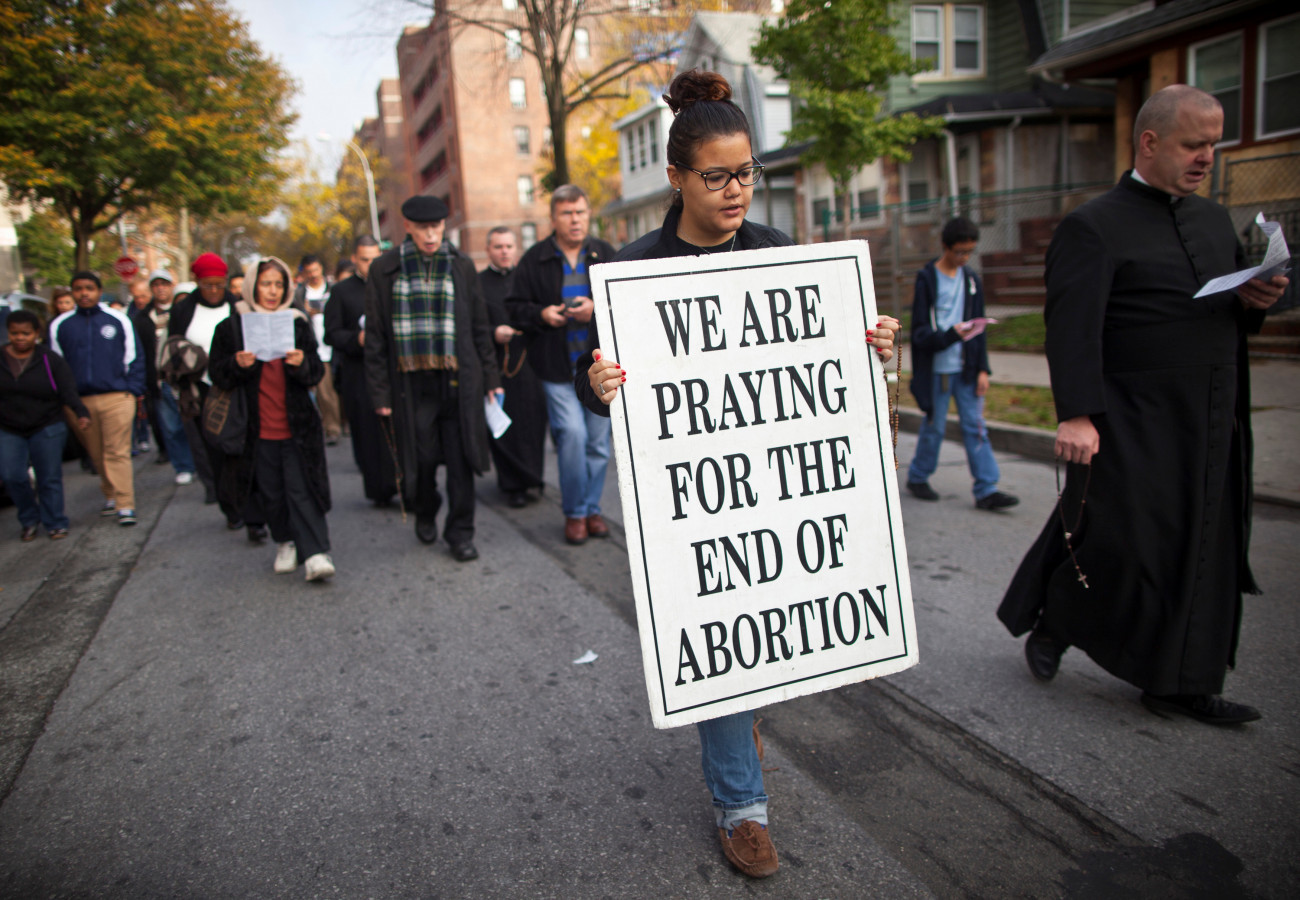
[540,380,610,518]
[155,382,195,475]
[0,421,71,532]
[908,371,1000,499]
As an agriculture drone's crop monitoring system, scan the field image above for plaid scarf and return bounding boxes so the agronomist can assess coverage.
[393,239,458,372]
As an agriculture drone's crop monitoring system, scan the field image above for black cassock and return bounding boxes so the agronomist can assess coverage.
[480,266,548,496]
[998,173,1264,696]
[324,273,397,503]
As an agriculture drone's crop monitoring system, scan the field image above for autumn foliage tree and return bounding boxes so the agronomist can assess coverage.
[0,0,296,270]
[753,0,944,237]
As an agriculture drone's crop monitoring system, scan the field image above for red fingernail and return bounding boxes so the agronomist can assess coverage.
[621,376,626,383]
[866,329,875,334]
[593,350,602,360]
[866,336,874,342]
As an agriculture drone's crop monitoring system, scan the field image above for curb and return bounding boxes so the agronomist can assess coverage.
[898,406,1300,509]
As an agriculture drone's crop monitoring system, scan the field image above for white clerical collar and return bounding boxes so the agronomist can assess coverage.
[487,264,512,275]
[1131,168,1177,203]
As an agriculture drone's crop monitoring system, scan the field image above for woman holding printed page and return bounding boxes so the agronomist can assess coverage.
[577,70,898,880]
[209,257,335,582]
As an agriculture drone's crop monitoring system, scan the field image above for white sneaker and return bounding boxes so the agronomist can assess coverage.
[100,499,117,516]
[304,553,335,582]
[175,472,194,485]
[274,541,297,574]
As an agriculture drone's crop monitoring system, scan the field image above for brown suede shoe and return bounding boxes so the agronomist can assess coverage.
[585,514,609,538]
[564,517,588,544]
[719,820,779,878]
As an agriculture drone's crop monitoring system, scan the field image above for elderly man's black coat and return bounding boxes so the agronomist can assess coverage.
[998,172,1265,696]
[363,241,500,500]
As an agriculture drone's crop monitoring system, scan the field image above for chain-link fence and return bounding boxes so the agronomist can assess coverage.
[814,182,1111,319]
[1215,150,1300,312]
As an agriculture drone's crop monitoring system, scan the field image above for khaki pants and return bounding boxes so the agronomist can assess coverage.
[71,391,137,510]
[316,361,342,439]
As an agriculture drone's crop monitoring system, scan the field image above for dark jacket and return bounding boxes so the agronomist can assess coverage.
[0,344,90,437]
[132,300,172,401]
[48,303,146,397]
[575,205,793,415]
[363,241,501,484]
[208,307,330,514]
[505,233,618,383]
[907,260,991,415]
[323,273,366,363]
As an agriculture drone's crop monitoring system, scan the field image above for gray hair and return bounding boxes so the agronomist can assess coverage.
[550,184,588,213]
[1133,84,1222,150]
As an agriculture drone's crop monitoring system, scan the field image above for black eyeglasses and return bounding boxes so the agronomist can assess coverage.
[675,160,765,191]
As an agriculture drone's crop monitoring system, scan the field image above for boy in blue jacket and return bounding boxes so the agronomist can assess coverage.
[48,271,147,525]
[906,218,1018,511]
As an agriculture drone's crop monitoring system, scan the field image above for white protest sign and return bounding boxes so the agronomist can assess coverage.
[590,241,916,729]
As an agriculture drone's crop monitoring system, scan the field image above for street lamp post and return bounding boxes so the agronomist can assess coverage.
[318,134,381,241]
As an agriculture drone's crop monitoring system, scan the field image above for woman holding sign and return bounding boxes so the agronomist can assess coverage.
[580,70,898,880]
[209,257,335,582]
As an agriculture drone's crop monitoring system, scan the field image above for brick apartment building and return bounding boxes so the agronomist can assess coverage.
[393,19,558,267]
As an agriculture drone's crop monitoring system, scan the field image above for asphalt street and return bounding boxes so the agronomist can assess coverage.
[0,422,1296,898]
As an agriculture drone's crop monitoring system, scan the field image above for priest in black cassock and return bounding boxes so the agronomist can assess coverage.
[480,226,548,508]
[324,235,397,507]
[998,85,1287,726]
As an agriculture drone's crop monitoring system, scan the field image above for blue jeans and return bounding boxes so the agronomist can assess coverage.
[0,421,70,532]
[540,380,611,519]
[908,371,1000,499]
[155,383,195,474]
[698,711,768,829]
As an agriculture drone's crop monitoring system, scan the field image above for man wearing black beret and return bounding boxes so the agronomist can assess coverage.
[363,194,502,560]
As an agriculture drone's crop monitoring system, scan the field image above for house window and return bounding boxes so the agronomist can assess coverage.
[648,117,659,162]
[509,78,526,109]
[912,4,984,78]
[575,28,590,60]
[638,123,648,168]
[1190,33,1243,144]
[856,188,881,220]
[506,29,523,60]
[625,131,637,172]
[1258,14,1300,138]
[912,7,941,70]
[517,175,535,206]
[812,198,832,229]
[514,126,530,155]
[904,143,939,220]
[521,222,537,246]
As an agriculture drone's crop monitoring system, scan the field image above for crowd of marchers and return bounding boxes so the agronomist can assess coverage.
[0,70,1287,883]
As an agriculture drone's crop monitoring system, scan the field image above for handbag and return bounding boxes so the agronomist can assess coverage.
[201,384,247,455]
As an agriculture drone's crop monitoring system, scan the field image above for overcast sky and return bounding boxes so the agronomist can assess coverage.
[226,0,424,176]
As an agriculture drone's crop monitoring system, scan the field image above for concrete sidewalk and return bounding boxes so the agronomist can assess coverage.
[898,349,1300,507]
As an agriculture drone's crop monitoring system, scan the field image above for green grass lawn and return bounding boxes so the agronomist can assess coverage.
[982,384,1057,430]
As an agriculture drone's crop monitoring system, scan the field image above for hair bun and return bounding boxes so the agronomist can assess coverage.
[662,69,732,115]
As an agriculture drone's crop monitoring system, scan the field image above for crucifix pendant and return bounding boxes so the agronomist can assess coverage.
[1077,571,1089,589]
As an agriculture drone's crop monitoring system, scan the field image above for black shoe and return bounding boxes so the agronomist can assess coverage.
[449,541,479,562]
[247,524,268,544]
[21,525,39,542]
[1140,692,1261,725]
[1025,627,1068,681]
[505,491,529,509]
[226,518,244,531]
[415,516,439,544]
[976,491,1020,511]
[907,481,940,501]
[155,453,170,466]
